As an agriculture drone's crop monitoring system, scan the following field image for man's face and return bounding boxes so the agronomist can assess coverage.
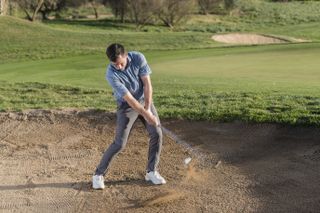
[111,54,127,71]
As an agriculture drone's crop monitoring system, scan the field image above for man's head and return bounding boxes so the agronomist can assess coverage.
[106,43,127,71]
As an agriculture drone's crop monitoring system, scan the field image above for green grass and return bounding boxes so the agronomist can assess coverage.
[1,43,319,126]
[1,2,320,126]
[1,81,319,126]
[257,22,320,41]
[0,81,114,111]
[0,16,218,63]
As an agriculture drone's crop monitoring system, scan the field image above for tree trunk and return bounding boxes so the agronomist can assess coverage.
[23,8,33,21]
[31,0,44,21]
[0,0,7,15]
[159,16,174,29]
[94,8,98,19]
[91,3,99,19]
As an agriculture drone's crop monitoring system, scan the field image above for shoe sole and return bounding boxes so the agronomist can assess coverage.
[92,185,105,190]
[145,176,166,185]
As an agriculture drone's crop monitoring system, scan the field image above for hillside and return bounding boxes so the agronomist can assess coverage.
[0,16,218,63]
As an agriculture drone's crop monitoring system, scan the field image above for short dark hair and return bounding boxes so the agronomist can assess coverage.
[106,43,125,62]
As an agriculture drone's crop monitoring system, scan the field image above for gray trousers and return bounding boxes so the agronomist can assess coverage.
[95,102,163,176]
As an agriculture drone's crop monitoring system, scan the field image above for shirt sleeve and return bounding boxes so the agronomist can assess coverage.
[107,71,129,98]
[137,53,152,77]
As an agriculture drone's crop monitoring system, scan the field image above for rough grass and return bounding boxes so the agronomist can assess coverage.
[1,81,319,126]
[235,0,320,25]
[183,1,320,40]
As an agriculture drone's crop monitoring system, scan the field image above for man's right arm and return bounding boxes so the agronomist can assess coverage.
[123,92,159,126]
[108,70,158,126]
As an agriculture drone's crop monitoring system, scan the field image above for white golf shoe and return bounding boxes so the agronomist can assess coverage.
[145,171,166,185]
[92,175,105,189]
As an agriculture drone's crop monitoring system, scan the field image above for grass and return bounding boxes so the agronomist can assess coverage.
[235,0,320,25]
[1,43,319,126]
[2,0,320,63]
[1,81,319,126]
[183,0,320,40]
[0,16,218,63]
[0,81,114,111]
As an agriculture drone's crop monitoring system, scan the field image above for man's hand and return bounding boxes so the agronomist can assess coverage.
[144,109,159,127]
[123,92,159,126]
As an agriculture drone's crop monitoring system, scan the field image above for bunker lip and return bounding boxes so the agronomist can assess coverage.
[0,109,320,212]
[211,33,309,44]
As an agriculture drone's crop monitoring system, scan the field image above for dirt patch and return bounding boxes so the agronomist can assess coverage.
[211,33,294,44]
[1,110,319,212]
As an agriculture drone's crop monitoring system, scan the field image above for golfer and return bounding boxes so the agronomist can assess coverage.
[92,43,166,189]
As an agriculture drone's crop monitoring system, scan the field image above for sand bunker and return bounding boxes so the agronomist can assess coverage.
[1,110,320,212]
[212,33,291,44]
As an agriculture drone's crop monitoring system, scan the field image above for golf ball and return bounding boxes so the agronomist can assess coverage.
[184,157,192,165]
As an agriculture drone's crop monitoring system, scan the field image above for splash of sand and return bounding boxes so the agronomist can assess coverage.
[136,161,208,208]
[183,161,209,183]
[139,190,185,207]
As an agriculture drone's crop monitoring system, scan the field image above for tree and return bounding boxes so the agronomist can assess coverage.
[68,0,104,19]
[0,0,8,15]
[224,0,235,11]
[88,0,101,19]
[14,0,44,21]
[107,0,128,23]
[38,0,67,20]
[127,0,160,28]
[13,0,68,21]
[198,0,220,15]
[158,0,196,28]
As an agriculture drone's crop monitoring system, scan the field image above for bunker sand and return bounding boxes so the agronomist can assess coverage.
[0,110,319,212]
[211,33,309,44]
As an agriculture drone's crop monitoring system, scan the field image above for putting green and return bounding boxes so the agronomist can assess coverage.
[0,43,319,96]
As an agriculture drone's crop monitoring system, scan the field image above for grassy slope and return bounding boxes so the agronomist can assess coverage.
[184,1,320,41]
[0,16,218,63]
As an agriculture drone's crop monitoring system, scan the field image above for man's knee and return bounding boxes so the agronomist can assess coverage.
[150,128,163,142]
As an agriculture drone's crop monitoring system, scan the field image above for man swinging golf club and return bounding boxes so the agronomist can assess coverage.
[92,43,166,189]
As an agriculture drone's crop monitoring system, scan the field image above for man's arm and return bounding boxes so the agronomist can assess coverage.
[141,75,152,111]
[123,92,158,126]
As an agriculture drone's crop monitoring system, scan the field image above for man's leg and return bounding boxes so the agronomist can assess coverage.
[141,103,163,172]
[95,105,139,176]
[141,103,166,184]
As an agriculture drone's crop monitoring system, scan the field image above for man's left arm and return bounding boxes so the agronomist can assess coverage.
[141,75,152,112]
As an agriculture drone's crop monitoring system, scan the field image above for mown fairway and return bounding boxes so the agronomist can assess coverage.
[1,42,319,125]
[1,43,320,94]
